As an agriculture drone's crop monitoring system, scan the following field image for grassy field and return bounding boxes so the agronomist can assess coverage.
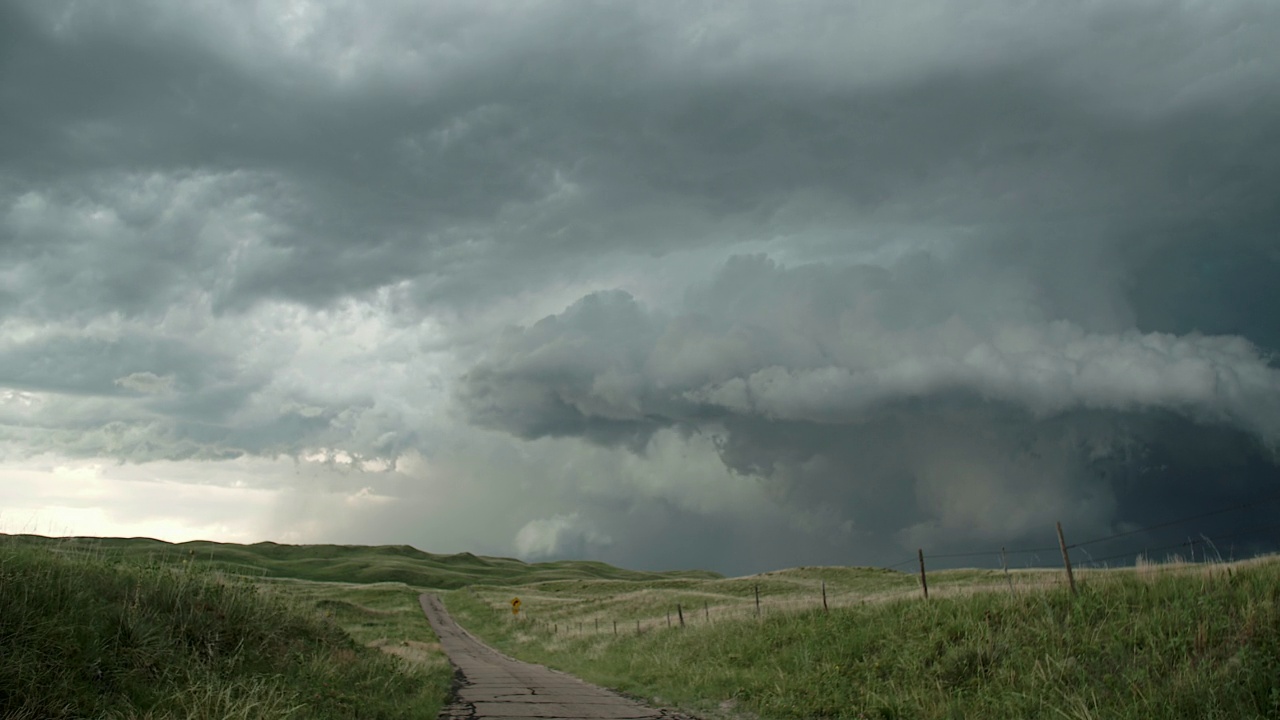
[259,576,453,677]
[444,558,1280,720]
[0,539,453,719]
[9,531,1278,719]
[0,533,716,719]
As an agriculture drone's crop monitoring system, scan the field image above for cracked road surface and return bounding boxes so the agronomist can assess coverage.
[420,594,697,720]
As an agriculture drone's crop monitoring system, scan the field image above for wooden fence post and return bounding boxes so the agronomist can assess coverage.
[822,580,828,612]
[667,610,671,628]
[704,600,709,623]
[677,603,685,627]
[1056,521,1077,596]
[636,619,640,635]
[918,549,929,600]
[1002,546,1014,596]
[755,584,761,617]
[613,620,617,635]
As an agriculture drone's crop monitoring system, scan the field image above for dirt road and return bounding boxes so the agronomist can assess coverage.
[419,594,697,720]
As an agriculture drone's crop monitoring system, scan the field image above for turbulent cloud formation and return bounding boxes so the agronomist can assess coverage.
[1,0,1278,573]
[459,255,1280,559]
[515,513,612,561]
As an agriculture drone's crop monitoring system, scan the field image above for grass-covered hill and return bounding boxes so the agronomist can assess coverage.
[0,534,717,717]
[0,538,450,719]
[13,531,1275,719]
[0,533,721,587]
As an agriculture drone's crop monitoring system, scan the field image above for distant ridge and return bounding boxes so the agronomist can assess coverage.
[0,534,722,588]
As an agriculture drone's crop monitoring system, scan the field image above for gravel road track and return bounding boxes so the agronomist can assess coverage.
[419,594,698,720]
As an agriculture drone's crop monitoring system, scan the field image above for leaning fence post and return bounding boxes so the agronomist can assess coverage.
[822,580,828,612]
[918,548,929,600]
[677,603,685,627]
[1056,521,1077,596]
[613,620,617,635]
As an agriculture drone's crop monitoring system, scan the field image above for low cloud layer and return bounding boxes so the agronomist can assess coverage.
[464,255,1280,439]
[459,255,1280,562]
[2,1,1278,573]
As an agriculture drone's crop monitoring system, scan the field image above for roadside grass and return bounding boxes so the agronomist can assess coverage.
[455,564,1053,633]
[259,577,454,677]
[445,557,1280,720]
[1,532,714,718]
[2,532,718,588]
[0,540,449,719]
[12,530,1274,718]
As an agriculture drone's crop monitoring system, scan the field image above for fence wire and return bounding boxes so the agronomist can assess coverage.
[1068,489,1280,550]
[484,488,1279,634]
[893,487,1280,573]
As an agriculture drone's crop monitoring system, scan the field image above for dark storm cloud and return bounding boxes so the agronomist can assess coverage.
[460,290,672,449]
[5,1,1277,317]
[2,0,1279,569]
[465,256,1280,438]
[458,254,1280,564]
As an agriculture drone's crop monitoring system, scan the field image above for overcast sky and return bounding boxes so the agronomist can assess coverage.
[2,0,1278,576]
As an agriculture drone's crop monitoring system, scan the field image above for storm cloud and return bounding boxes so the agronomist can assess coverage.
[458,253,1280,559]
[2,0,1278,573]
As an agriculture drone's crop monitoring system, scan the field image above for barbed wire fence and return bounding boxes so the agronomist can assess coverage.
[488,488,1280,635]
[892,488,1280,599]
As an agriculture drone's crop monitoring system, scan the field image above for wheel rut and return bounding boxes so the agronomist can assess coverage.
[419,594,698,720]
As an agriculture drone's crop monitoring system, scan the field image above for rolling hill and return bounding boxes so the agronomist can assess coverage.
[0,533,721,588]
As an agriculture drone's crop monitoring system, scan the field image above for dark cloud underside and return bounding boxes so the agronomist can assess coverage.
[1,0,1278,571]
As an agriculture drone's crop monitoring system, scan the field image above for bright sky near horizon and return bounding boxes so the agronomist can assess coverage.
[2,0,1278,575]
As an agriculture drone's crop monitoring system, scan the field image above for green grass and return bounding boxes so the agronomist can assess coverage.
[444,558,1280,720]
[1,533,719,587]
[12,531,1276,719]
[0,540,450,719]
[0,532,717,719]
[259,577,453,677]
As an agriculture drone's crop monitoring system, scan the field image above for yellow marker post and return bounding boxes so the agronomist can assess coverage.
[511,597,521,615]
